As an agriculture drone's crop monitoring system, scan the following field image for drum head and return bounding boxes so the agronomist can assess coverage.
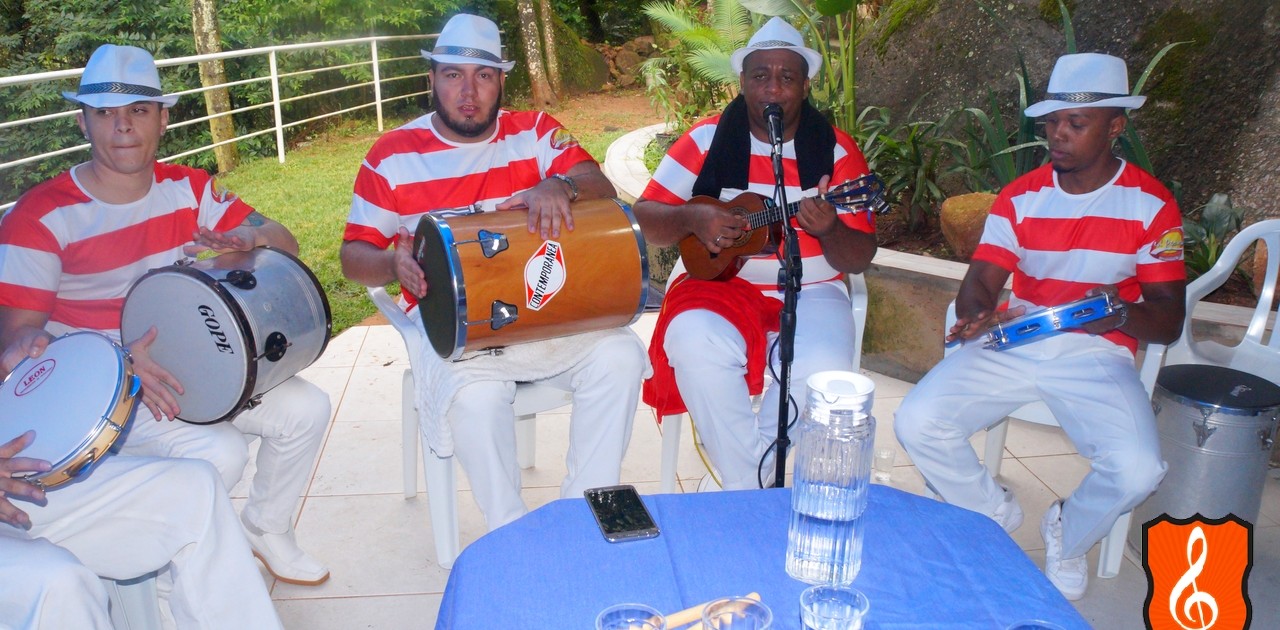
[121,268,251,422]
[414,215,465,358]
[1157,364,1280,412]
[0,333,127,468]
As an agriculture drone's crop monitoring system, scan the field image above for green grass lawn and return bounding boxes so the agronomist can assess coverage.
[217,119,389,336]
[217,115,630,337]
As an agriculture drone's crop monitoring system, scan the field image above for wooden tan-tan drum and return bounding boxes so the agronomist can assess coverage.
[413,198,649,360]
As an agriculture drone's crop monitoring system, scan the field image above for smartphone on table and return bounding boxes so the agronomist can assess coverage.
[584,484,661,542]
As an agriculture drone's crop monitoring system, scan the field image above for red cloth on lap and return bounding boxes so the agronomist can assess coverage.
[643,274,783,417]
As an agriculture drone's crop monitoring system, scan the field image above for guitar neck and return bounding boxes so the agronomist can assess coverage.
[737,177,885,230]
[744,198,803,230]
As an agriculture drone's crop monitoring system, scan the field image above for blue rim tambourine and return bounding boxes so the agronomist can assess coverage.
[983,293,1125,351]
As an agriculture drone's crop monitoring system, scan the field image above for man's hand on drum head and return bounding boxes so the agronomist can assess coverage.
[125,327,185,422]
[184,226,255,256]
[393,227,428,299]
[0,327,53,379]
[946,305,1027,344]
[498,177,576,239]
[0,431,50,529]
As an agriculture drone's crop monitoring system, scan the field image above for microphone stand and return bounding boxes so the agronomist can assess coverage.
[766,104,801,490]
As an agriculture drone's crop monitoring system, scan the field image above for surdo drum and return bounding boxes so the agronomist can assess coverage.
[1129,364,1280,551]
[0,332,140,489]
[413,198,649,360]
[121,247,331,424]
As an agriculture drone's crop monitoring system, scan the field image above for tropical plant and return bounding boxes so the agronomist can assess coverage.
[855,104,962,232]
[1183,193,1250,279]
[639,0,749,129]
[950,80,1045,193]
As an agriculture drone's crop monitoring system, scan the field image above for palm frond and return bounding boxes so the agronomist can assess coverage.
[688,49,738,85]
[643,3,700,34]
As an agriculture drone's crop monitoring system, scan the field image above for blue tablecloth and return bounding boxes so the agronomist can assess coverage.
[437,486,1088,629]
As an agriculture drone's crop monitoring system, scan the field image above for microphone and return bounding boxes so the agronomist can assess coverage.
[764,103,784,155]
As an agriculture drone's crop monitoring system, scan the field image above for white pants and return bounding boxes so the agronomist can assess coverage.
[894,333,1166,558]
[0,456,280,629]
[118,376,330,533]
[664,281,855,490]
[448,334,646,530]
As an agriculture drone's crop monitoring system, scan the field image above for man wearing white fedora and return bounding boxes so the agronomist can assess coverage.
[0,44,332,589]
[895,52,1186,600]
[341,13,648,531]
[633,17,878,490]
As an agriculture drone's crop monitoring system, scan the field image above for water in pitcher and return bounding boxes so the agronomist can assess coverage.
[787,482,868,585]
[785,371,875,586]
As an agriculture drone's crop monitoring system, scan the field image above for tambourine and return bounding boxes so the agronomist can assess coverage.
[984,293,1124,351]
[0,332,140,489]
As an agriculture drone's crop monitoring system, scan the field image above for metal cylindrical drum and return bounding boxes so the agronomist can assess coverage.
[1129,364,1280,550]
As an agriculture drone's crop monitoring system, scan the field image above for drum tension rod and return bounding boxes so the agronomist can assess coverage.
[455,230,509,258]
[222,269,258,290]
[258,332,290,362]
[484,301,518,330]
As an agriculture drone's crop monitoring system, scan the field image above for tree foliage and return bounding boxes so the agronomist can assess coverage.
[0,0,466,200]
[1,0,651,203]
[640,0,751,128]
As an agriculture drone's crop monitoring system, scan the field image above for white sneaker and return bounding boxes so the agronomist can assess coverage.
[243,516,330,586]
[992,488,1024,534]
[1040,500,1088,600]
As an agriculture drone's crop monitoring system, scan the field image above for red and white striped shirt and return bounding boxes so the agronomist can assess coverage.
[973,161,1185,352]
[0,163,252,342]
[344,109,596,308]
[640,114,874,291]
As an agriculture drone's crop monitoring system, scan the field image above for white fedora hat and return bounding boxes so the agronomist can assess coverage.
[421,14,516,72]
[730,17,823,79]
[1024,53,1146,117]
[62,44,178,109]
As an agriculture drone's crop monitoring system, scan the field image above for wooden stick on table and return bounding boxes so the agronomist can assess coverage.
[660,592,761,630]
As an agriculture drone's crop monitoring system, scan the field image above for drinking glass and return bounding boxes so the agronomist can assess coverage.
[701,596,772,629]
[799,585,869,630]
[872,447,895,484]
[596,603,665,630]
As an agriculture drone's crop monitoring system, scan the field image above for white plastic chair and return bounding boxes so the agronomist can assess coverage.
[1138,219,1280,391]
[657,273,869,492]
[943,300,1145,579]
[367,286,571,568]
[102,575,161,630]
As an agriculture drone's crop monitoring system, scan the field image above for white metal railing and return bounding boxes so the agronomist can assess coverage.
[0,34,437,212]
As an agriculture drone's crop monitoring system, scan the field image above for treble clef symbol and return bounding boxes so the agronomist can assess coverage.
[1168,526,1219,629]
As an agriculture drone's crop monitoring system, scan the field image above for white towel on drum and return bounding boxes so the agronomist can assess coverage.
[410,328,648,457]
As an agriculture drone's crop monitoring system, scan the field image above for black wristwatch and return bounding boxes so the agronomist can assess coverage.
[550,173,578,202]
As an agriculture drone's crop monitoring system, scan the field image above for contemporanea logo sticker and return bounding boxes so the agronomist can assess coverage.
[524,240,566,311]
[1143,513,1252,630]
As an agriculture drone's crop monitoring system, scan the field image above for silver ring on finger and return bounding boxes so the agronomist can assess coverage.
[714,235,723,246]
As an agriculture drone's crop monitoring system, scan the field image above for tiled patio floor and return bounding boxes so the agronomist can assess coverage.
[243,314,1280,629]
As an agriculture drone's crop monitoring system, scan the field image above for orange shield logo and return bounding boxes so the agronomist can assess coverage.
[1143,513,1252,630]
